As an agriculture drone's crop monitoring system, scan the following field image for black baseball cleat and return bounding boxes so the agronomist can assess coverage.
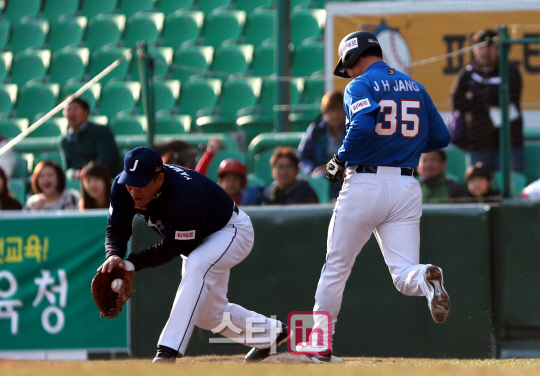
[424,265,450,324]
[152,345,180,363]
[244,322,289,363]
[306,351,332,363]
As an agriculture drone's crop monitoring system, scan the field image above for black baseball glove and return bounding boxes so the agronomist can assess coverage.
[326,154,345,183]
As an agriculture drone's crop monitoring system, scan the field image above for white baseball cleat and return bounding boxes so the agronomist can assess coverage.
[424,265,450,324]
[295,342,332,363]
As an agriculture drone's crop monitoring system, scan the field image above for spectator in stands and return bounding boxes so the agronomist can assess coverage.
[0,134,15,178]
[217,159,263,206]
[24,160,80,210]
[464,162,502,203]
[0,166,22,210]
[263,147,319,205]
[417,150,469,202]
[521,179,540,199]
[449,28,524,173]
[60,97,123,180]
[297,91,346,198]
[79,162,111,210]
[154,138,221,176]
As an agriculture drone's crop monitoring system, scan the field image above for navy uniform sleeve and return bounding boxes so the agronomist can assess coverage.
[422,89,450,153]
[105,178,136,260]
[126,201,205,270]
[337,81,380,162]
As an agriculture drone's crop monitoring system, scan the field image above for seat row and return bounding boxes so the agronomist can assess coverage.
[0,7,325,54]
[1,0,336,21]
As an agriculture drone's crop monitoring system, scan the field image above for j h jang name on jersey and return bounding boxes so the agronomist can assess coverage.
[373,79,420,92]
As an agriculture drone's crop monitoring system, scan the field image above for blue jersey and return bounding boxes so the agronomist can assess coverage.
[337,61,450,167]
[105,164,235,270]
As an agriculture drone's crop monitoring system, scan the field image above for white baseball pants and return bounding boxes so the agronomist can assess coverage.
[158,209,280,356]
[313,166,433,337]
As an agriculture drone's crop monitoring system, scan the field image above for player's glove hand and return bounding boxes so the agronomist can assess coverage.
[326,154,345,183]
[91,262,135,319]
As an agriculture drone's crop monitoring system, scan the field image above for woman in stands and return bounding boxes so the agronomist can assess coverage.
[0,166,22,210]
[24,160,80,210]
[78,161,111,210]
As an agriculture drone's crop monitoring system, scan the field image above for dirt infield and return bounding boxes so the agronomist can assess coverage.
[2,355,540,376]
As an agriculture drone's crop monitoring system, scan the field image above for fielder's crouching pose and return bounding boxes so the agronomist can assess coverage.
[98,147,287,363]
[304,31,451,363]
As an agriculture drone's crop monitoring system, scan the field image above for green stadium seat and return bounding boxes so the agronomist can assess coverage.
[210,44,253,79]
[197,0,232,14]
[196,77,261,133]
[201,9,246,48]
[170,45,213,82]
[524,141,540,184]
[61,82,102,111]
[288,112,315,132]
[493,171,528,198]
[88,46,132,84]
[177,77,221,124]
[156,0,195,14]
[87,115,108,125]
[153,79,180,114]
[109,114,147,136]
[0,20,10,51]
[250,43,275,77]
[246,131,304,172]
[28,118,67,138]
[16,82,60,122]
[236,115,273,146]
[155,114,190,134]
[299,76,323,117]
[290,9,325,45]
[252,147,274,186]
[66,178,81,192]
[0,52,13,83]
[307,176,329,203]
[80,0,118,19]
[47,16,87,51]
[11,152,31,179]
[291,41,323,77]
[8,178,26,204]
[247,173,266,188]
[33,150,64,169]
[0,118,27,140]
[98,81,141,118]
[235,0,273,13]
[84,14,126,51]
[161,10,204,50]
[243,8,275,45]
[10,50,51,86]
[124,12,165,48]
[3,0,41,21]
[0,83,17,115]
[129,47,173,81]
[443,146,467,183]
[48,47,90,85]
[291,0,313,9]
[524,127,540,141]
[118,0,156,17]
[315,0,342,7]
[41,0,80,20]
[205,150,245,182]
[10,18,49,53]
[257,78,303,120]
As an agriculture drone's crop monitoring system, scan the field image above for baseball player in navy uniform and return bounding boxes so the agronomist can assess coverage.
[303,31,451,363]
[98,147,287,363]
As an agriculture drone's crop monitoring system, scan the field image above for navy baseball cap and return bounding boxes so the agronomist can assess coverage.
[118,147,163,188]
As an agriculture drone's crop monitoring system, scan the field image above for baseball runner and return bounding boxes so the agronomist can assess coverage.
[97,147,287,363]
[304,31,451,363]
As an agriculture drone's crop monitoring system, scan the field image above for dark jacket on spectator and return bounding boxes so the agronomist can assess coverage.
[450,62,523,151]
[263,178,319,205]
[0,195,22,210]
[60,122,123,178]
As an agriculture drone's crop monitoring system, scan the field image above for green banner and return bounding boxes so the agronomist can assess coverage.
[0,211,129,353]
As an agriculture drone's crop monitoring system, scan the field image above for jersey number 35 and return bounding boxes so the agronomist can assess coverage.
[375,99,420,138]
